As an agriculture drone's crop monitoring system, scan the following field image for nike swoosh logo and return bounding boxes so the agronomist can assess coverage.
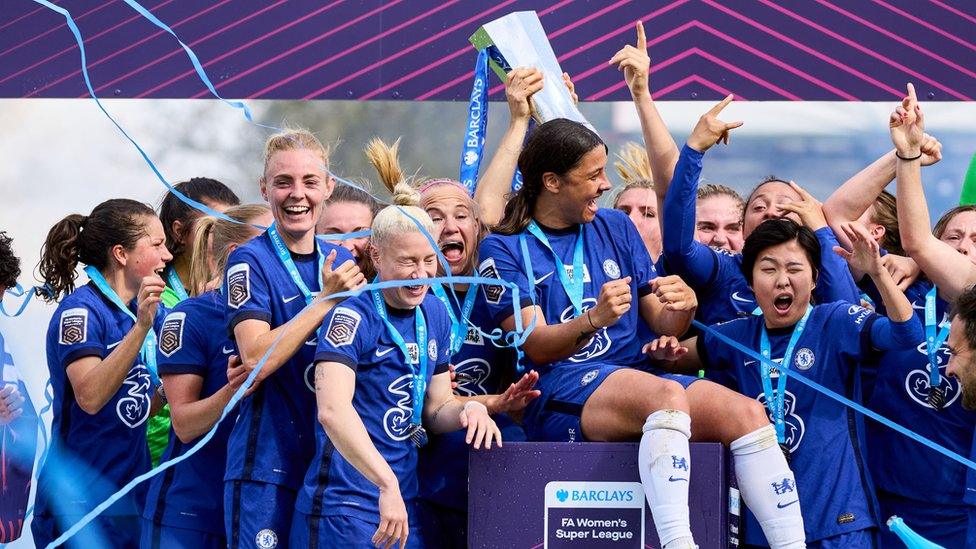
[107,341,122,349]
[731,292,755,303]
[534,271,554,285]
[283,295,301,304]
[744,360,757,368]
[222,346,234,355]
[375,347,396,358]
[305,339,317,346]
[911,302,926,310]
[667,476,688,482]
[776,500,799,509]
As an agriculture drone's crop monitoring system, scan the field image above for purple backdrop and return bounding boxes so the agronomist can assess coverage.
[468,442,738,548]
[1,0,973,101]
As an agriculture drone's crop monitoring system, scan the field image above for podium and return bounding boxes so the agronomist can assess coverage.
[468,442,739,549]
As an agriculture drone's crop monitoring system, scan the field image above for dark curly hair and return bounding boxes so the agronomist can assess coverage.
[0,231,21,291]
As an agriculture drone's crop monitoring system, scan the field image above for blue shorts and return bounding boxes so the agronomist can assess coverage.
[224,480,295,549]
[809,527,878,549]
[139,518,225,549]
[524,364,698,442]
[290,511,424,549]
[31,513,140,549]
[877,491,968,548]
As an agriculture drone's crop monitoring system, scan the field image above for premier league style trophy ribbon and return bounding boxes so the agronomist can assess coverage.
[459,11,593,195]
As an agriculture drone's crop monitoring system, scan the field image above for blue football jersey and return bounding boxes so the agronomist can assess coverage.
[144,291,238,534]
[296,292,452,524]
[662,145,860,327]
[701,302,888,543]
[866,281,976,506]
[223,232,354,489]
[419,286,524,510]
[36,283,156,517]
[477,208,658,375]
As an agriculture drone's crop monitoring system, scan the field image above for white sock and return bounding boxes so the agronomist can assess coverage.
[639,409,696,549]
[730,425,806,549]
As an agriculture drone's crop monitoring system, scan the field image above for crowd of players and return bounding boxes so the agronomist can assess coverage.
[1,22,976,549]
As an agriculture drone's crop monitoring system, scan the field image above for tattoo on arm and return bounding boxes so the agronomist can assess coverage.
[430,398,453,425]
[314,363,327,391]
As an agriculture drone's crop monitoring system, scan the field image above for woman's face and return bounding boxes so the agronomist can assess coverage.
[552,145,612,225]
[696,194,744,252]
[261,148,333,242]
[373,231,437,309]
[317,201,374,260]
[614,187,662,259]
[124,215,172,282]
[939,210,976,265]
[425,187,481,276]
[743,181,801,238]
[178,199,234,259]
[751,239,816,329]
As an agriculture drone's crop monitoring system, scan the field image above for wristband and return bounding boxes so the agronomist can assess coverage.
[895,150,922,161]
[586,309,599,330]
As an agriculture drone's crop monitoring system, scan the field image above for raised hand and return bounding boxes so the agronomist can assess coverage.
[650,275,697,312]
[319,249,366,300]
[589,276,633,329]
[562,72,579,105]
[880,253,921,292]
[889,83,925,157]
[834,222,884,277]
[136,274,166,329]
[778,181,827,231]
[686,94,743,152]
[486,370,541,415]
[919,132,942,167]
[505,67,544,122]
[642,335,688,362]
[0,384,25,425]
[609,21,650,98]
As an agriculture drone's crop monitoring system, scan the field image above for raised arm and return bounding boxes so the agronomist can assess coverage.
[66,275,164,415]
[473,68,542,226]
[611,20,679,224]
[234,252,364,381]
[892,84,976,302]
[661,96,742,286]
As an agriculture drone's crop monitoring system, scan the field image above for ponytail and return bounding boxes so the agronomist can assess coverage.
[187,204,270,296]
[187,215,218,297]
[37,214,86,302]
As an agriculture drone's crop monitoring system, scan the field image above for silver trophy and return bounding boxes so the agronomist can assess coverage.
[470,11,593,130]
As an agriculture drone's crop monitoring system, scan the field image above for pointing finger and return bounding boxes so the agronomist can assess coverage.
[636,20,647,51]
[708,94,735,115]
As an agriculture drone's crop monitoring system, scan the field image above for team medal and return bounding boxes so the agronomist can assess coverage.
[927,385,947,410]
[407,423,429,448]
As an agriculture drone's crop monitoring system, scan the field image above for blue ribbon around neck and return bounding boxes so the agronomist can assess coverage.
[524,221,585,317]
[370,284,428,426]
[758,304,813,444]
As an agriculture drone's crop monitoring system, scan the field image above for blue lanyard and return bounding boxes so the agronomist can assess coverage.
[164,266,189,302]
[267,223,324,306]
[83,266,159,384]
[370,286,428,426]
[758,305,812,444]
[525,221,585,317]
[430,283,478,357]
[925,286,950,390]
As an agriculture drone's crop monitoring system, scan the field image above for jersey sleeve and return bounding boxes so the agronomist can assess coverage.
[827,302,881,360]
[812,227,860,305]
[697,319,745,371]
[53,300,107,368]
[157,304,208,376]
[477,235,533,326]
[661,145,722,288]
[315,301,370,370]
[432,298,452,375]
[224,246,273,335]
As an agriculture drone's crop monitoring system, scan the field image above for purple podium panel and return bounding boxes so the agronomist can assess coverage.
[468,442,739,549]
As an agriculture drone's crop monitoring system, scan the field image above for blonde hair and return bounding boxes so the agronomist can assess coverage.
[365,137,434,250]
[262,127,330,177]
[188,204,270,296]
[612,142,655,208]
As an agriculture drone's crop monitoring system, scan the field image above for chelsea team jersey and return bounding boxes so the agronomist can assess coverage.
[865,280,976,506]
[477,208,658,375]
[224,232,354,489]
[296,292,452,524]
[37,283,158,517]
[144,291,237,534]
[700,302,897,543]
